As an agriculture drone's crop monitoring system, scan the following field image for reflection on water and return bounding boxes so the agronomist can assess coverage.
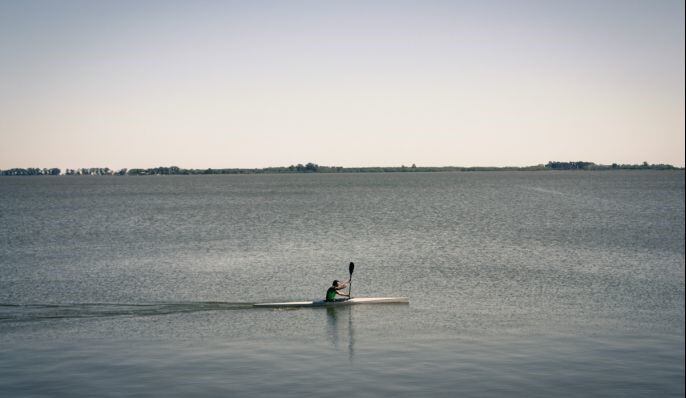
[348,307,354,362]
[326,307,339,349]
[326,307,355,361]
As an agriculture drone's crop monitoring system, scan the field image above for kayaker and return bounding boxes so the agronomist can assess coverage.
[325,279,350,302]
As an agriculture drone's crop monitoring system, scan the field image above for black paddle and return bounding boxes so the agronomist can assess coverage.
[348,262,354,298]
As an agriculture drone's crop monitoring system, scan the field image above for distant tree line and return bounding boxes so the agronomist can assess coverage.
[544,161,678,170]
[0,168,61,176]
[64,168,118,176]
[1,161,680,176]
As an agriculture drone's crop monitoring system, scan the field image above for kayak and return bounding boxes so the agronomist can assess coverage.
[253,297,409,308]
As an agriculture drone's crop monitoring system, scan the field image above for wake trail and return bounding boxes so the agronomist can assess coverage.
[0,302,256,322]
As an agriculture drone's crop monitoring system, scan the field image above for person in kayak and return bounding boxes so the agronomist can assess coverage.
[325,279,350,302]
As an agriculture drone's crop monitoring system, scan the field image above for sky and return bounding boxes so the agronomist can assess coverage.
[0,0,684,169]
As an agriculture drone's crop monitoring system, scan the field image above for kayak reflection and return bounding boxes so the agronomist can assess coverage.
[326,306,354,362]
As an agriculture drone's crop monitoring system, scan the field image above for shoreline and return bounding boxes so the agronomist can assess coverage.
[1,167,683,177]
[1,161,683,176]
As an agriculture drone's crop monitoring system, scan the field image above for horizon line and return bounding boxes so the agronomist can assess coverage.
[1,161,685,169]
[1,161,683,176]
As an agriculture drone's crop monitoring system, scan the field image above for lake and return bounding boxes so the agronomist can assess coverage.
[1,171,684,397]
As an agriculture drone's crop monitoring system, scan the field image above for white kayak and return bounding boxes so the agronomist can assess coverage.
[253,297,409,308]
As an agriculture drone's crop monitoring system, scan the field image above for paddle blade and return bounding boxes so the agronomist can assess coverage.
[349,262,354,275]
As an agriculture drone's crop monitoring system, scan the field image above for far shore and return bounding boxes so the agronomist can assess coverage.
[0,161,682,176]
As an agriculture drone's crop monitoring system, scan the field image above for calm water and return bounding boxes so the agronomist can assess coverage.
[1,171,684,397]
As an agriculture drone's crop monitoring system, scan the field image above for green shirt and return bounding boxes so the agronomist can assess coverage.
[326,287,337,301]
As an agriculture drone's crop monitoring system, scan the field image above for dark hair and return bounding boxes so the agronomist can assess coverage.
[332,280,339,287]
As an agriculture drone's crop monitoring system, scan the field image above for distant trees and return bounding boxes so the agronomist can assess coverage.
[62,168,112,175]
[287,163,323,172]
[545,161,595,170]
[127,166,181,175]
[77,168,112,175]
[290,163,319,172]
[545,161,677,171]
[0,168,60,176]
[0,167,128,176]
[0,161,680,176]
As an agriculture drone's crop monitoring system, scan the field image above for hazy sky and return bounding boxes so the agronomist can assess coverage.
[1,0,684,169]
